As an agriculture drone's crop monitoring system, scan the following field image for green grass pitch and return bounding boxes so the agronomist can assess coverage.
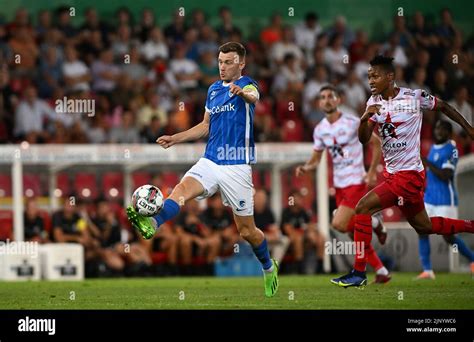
[0,273,473,310]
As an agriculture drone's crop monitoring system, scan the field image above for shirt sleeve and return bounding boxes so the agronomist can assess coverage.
[441,143,458,170]
[312,126,324,151]
[205,87,211,113]
[416,89,437,111]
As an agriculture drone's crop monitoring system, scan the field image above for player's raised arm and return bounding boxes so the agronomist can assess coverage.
[435,99,474,139]
[229,83,259,104]
[358,105,380,144]
[156,111,210,148]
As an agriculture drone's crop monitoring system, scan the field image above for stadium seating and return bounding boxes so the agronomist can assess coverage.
[74,173,99,200]
[0,174,12,197]
[23,174,42,197]
[102,172,124,200]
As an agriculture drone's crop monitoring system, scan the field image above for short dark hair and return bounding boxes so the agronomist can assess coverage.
[370,55,395,74]
[319,84,339,97]
[305,12,318,22]
[218,41,246,59]
[437,120,453,134]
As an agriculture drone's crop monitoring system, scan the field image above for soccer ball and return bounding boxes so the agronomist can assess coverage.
[132,184,164,217]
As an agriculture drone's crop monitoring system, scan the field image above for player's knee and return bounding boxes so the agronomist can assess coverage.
[331,218,346,232]
[413,225,431,235]
[443,235,455,244]
[354,200,370,215]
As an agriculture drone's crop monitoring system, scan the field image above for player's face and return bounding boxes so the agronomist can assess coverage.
[319,90,340,114]
[218,51,244,82]
[434,122,450,143]
[368,66,392,95]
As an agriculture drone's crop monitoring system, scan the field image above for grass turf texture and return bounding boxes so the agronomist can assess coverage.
[0,273,472,309]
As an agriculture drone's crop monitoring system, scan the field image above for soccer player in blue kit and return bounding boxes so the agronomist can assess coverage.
[416,120,474,279]
[126,42,279,297]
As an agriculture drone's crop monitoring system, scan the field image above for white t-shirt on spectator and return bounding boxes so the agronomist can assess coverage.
[63,60,90,92]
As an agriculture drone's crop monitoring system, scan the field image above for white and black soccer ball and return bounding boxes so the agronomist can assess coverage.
[132,184,164,217]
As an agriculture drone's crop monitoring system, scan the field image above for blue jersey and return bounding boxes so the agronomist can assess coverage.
[203,76,258,165]
[424,141,458,206]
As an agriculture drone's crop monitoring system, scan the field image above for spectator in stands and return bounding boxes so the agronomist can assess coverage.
[270,25,304,69]
[203,193,240,256]
[108,109,140,143]
[140,26,169,62]
[24,198,50,243]
[80,199,125,274]
[431,68,451,100]
[410,11,432,49]
[55,6,78,38]
[190,9,206,32]
[303,65,327,115]
[135,8,156,43]
[260,12,283,47]
[294,12,322,57]
[199,49,219,89]
[253,189,289,264]
[164,10,187,45]
[121,46,147,89]
[281,190,311,273]
[8,26,39,76]
[324,34,349,77]
[176,200,220,274]
[137,89,168,129]
[52,199,101,262]
[447,85,473,136]
[339,69,366,113]
[437,8,459,49]
[215,6,242,43]
[141,115,165,144]
[272,53,304,94]
[14,85,58,142]
[169,43,201,90]
[36,10,53,41]
[81,7,110,42]
[87,114,108,144]
[91,48,120,93]
[325,16,354,48]
[112,24,132,59]
[390,15,415,50]
[409,67,431,93]
[37,45,63,99]
[62,45,91,93]
[195,25,219,59]
[349,29,368,64]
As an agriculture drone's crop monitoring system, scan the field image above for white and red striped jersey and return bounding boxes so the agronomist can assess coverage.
[366,87,436,174]
[313,113,366,188]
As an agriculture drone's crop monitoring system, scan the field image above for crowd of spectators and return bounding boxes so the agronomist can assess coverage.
[0,6,472,153]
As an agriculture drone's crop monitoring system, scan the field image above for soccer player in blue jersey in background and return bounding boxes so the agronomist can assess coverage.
[126,42,279,297]
[417,120,474,279]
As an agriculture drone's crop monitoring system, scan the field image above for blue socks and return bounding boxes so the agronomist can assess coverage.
[418,236,432,271]
[253,239,273,270]
[153,199,180,227]
[452,236,474,262]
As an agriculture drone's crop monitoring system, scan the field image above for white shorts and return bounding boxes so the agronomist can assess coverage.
[425,203,458,219]
[183,157,254,216]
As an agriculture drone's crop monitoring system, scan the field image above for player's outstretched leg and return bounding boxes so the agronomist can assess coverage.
[234,214,279,297]
[415,235,436,280]
[372,212,387,245]
[126,206,157,239]
[331,191,383,288]
[127,177,204,239]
